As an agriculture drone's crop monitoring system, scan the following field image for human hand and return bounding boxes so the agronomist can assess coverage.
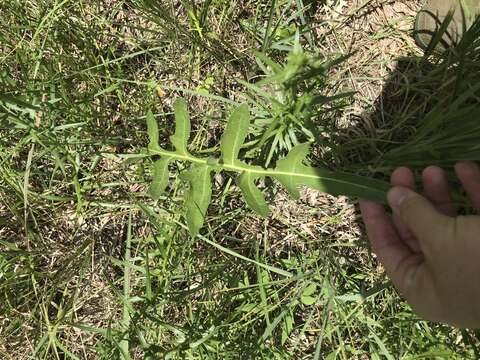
[360,162,480,328]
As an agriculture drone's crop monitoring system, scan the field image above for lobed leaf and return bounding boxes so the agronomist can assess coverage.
[170,98,191,155]
[274,144,310,198]
[149,158,170,200]
[181,164,213,236]
[146,110,160,151]
[238,172,269,217]
[275,143,389,203]
[221,104,250,166]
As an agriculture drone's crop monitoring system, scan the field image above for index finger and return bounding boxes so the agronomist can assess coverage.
[359,199,417,291]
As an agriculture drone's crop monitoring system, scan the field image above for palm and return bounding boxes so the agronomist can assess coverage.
[360,162,480,326]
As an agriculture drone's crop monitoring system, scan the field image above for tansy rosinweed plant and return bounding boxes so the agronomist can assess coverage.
[146,98,389,236]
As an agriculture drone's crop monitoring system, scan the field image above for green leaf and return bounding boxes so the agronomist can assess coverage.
[146,110,160,151]
[301,284,317,306]
[300,295,317,306]
[221,104,250,166]
[181,164,212,236]
[149,158,170,200]
[0,93,40,111]
[302,283,317,296]
[281,312,295,345]
[170,98,191,155]
[275,144,310,198]
[275,144,389,203]
[238,172,269,217]
[300,283,318,305]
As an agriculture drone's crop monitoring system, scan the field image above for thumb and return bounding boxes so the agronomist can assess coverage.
[388,187,453,247]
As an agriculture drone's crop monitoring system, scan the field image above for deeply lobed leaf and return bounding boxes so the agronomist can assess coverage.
[146,99,193,201]
[149,158,170,200]
[181,164,213,236]
[238,172,269,217]
[146,97,390,236]
[170,98,191,155]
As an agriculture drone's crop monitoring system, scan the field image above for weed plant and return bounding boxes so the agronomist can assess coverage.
[241,39,354,167]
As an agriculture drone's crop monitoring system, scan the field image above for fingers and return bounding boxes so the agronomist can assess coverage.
[359,199,416,288]
[387,187,454,251]
[359,200,399,252]
[455,161,480,213]
[391,167,415,189]
[360,200,412,269]
[390,167,420,252]
[422,166,456,217]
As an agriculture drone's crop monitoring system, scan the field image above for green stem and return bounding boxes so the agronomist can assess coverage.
[150,147,389,200]
[151,147,317,178]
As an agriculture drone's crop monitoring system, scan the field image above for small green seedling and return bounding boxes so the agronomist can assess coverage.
[147,98,389,236]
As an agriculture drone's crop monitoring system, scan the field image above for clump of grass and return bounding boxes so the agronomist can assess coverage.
[379,16,480,167]
[338,15,480,209]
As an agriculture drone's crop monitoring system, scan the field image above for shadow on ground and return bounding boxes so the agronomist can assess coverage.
[341,40,480,200]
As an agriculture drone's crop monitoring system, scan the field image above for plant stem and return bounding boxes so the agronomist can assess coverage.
[150,147,389,202]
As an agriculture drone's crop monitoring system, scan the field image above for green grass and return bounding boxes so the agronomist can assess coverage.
[0,0,479,359]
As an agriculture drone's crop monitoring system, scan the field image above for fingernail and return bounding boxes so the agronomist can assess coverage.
[457,161,479,176]
[423,166,444,185]
[387,187,410,210]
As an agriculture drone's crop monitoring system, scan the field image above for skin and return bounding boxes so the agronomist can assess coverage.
[360,161,480,328]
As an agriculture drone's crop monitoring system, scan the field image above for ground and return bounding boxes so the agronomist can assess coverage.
[0,0,479,359]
